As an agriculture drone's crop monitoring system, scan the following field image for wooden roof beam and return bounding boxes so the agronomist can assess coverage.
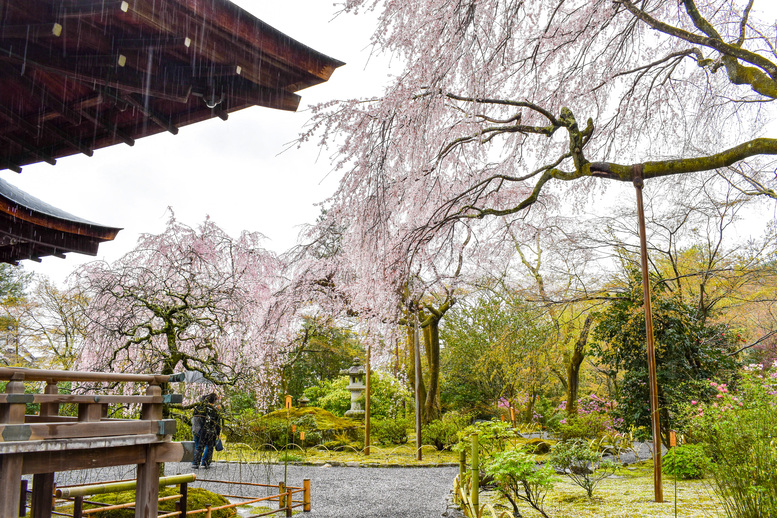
[0,135,56,166]
[0,23,63,40]
[0,45,192,103]
[102,90,179,135]
[0,104,94,158]
[0,160,22,174]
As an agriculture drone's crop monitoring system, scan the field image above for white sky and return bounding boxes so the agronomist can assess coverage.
[2,1,389,284]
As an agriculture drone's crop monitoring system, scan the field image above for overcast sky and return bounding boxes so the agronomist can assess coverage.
[3,1,390,284]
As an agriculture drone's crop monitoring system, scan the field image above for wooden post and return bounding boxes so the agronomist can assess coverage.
[285,487,293,517]
[459,450,466,482]
[73,496,83,518]
[205,504,212,518]
[414,305,422,461]
[32,380,58,518]
[31,473,55,518]
[471,433,479,512]
[40,380,60,418]
[0,375,25,518]
[634,167,663,503]
[136,383,163,518]
[20,479,28,517]
[178,482,188,515]
[303,479,311,512]
[365,341,371,456]
[278,481,286,510]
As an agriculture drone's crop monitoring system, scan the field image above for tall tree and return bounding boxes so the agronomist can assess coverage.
[307,0,777,312]
[76,214,282,395]
[23,278,88,369]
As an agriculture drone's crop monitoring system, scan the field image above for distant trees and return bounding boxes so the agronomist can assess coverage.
[593,270,739,443]
[440,291,553,419]
[75,214,282,394]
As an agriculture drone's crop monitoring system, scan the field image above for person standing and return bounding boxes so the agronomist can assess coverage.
[191,394,207,463]
[192,393,220,469]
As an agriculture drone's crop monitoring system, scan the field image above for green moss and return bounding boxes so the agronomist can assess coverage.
[262,406,360,430]
[52,487,235,518]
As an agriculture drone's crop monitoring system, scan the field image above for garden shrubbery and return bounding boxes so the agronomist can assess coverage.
[662,443,710,479]
[371,417,409,445]
[682,364,777,517]
[422,411,470,450]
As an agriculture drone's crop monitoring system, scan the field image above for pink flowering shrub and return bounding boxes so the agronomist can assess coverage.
[553,394,624,440]
[681,363,777,517]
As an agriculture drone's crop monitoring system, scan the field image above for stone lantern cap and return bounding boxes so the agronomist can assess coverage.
[341,357,366,376]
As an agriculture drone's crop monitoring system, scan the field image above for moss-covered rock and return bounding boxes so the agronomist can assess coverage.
[231,406,360,449]
[522,438,551,455]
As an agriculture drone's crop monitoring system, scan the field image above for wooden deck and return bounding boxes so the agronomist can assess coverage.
[0,367,190,518]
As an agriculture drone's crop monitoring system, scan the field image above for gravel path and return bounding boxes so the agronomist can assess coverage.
[166,462,461,518]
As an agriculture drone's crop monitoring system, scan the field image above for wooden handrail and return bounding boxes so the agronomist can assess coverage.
[0,367,170,384]
[0,393,183,405]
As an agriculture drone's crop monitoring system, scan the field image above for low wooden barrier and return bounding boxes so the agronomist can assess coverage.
[0,367,188,518]
[54,474,196,517]
[194,478,311,517]
[48,475,312,517]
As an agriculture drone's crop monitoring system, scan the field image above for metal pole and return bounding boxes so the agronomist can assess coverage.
[414,303,422,461]
[633,164,663,503]
[365,342,371,456]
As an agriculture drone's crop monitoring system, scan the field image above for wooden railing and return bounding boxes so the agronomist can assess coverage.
[0,367,186,518]
[49,476,312,518]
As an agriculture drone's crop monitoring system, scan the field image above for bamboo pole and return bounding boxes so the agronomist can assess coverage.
[285,487,293,517]
[471,433,479,511]
[303,479,311,512]
[634,165,664,503]
[56,475,196,498]
[278,481,286,510]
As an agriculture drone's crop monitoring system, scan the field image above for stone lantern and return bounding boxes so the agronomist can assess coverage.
[340,357,366,419]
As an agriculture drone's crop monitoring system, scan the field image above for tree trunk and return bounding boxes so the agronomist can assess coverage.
[423,319,441,423]
[406,323,427,412]
[565,315,593,415]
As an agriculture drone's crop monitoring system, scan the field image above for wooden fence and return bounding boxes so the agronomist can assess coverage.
[47,475,311,517]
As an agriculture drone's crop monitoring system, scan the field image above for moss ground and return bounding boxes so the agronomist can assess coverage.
[481,461,722,518]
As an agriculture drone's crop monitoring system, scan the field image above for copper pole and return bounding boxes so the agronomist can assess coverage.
[633,164,663,502]
[414,304,423,461]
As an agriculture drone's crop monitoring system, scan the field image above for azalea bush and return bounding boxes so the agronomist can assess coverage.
[662,443,710,480]
[554,394,623,441]
[683,364,777,517]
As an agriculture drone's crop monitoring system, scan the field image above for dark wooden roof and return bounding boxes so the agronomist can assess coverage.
[0,0,345,172]
[0,176,121,264]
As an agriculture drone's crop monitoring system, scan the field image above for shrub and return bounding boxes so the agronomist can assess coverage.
[684,365,777,518]
[454,419,517,461]
[555,412,611,441]
[421,412,470,450]
[485,449,556,518]
[303,371,412,419]
[372,418,409,445]
[662,443,710,479]
[550,439,617,498]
